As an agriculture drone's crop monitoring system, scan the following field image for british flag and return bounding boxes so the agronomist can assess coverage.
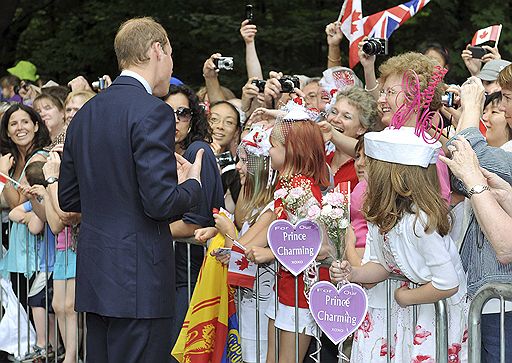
[340,0,431,68]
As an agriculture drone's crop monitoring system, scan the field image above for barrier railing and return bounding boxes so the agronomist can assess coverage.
[386,273,449,363]
[0,223,83,363]
[1,230,467,363]
[468,282,512,363]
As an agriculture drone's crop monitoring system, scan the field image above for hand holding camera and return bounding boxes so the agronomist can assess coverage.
[91,75,111,91]
[203,53,228,79]
[362,38,388,56]
[358,36,377,68]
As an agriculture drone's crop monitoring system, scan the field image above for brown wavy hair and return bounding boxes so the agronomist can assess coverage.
[363,157,450,236]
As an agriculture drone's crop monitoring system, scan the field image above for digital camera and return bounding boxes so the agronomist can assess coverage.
[216,151,235,168]
[442,92,455,108]
[214,57,234,71]
[92,77,106,90]
[251,79,266,93]
[279,75,300,93]
[362,38,388,56]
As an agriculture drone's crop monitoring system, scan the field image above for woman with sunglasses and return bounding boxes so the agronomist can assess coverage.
[163,84,225,357]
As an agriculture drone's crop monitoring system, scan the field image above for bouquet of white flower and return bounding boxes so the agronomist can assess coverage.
[309,190,350,260]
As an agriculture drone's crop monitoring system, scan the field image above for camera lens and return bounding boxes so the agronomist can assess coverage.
[362,39,382,56]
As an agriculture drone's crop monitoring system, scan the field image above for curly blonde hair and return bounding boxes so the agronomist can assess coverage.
[378,52,445,111]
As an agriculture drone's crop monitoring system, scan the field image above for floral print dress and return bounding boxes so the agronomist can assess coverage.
[350,233,469,363]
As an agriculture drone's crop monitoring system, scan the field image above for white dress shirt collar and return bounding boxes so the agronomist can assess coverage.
[120,70,152,95]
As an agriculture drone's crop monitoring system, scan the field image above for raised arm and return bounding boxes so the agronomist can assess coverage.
[203,53,227,104]
[325,22,343,68]
[240,20,263,80]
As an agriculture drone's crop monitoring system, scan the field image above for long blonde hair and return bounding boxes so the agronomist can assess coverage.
[363,157,450,236]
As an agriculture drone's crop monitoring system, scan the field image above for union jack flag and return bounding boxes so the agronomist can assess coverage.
[340,0,431,68]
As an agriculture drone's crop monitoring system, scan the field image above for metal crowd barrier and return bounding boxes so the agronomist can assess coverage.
[0,223,83,363]
[386,273,449,363]
[468,282,512,363]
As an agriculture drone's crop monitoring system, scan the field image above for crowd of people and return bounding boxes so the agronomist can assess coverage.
[0,13,511,363]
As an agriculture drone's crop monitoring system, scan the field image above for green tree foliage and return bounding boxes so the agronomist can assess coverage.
[1,0,511,94]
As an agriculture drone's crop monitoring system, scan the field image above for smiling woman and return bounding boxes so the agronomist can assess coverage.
[325,87,379,190]
[208,100,242,213]
[0,103,51,316]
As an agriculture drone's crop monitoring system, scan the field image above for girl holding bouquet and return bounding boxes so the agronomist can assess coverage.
[266,111,330,363]
[330,128,468,362]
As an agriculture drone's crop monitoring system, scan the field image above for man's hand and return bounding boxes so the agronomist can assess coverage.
[176,149,204,185]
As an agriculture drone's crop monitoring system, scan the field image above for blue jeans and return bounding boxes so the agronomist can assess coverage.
[481,311,512,363]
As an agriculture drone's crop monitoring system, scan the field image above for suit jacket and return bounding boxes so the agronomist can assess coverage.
[58,75,201,318]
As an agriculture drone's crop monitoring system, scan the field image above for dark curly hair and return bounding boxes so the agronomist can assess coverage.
[0,103,51,173]
[164,84,212,150]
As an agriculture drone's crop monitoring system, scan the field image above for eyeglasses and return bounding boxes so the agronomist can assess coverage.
[379,85,402,99]
[209,116,237,128]
[174,107,192,123]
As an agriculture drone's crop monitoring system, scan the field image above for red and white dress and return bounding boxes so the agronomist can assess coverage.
[350,213,469,362]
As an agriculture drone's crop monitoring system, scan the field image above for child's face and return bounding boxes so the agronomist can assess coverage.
[269,136,285,172]
[354,147,367,181]
[235,149,248,185]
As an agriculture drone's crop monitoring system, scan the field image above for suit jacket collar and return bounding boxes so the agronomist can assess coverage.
[112,74,152,94]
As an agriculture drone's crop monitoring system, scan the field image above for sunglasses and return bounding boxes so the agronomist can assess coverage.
[174,107,193,122]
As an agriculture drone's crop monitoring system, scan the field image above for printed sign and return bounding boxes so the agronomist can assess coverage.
[267,219,322,276]
[309,281,368,344]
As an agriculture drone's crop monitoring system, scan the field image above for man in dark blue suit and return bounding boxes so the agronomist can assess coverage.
[58,17,204,362]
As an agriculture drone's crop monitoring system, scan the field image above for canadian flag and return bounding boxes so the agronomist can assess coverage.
[471,24,502,46]
[227,244,257,288]
[339,0,364,69]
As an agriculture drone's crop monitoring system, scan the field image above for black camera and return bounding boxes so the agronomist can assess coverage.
[362,38,388,56]
[442,92,455,108]
[214,57,234,71]
[245,4,254,24]
[251,79,266,93]
[279,75,300,93]
[216,151,235,168]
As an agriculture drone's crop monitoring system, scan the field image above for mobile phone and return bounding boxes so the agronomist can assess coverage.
[468,46,489,60]
[245,4,253,24]
[215,247,231,256]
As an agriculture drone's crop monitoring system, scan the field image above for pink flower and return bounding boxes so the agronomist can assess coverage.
[329,207,344,220]
[274,188,287,199]
[323,192,345,207]
[412,356,434,363]
[358,312,374,338]
[413,325,432,345]
[307,205,321,219]
[288,187,305,200]
[448,343,462,363]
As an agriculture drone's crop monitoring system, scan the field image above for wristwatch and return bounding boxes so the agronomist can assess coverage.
[46,176,59,184]
[467,184,490,198]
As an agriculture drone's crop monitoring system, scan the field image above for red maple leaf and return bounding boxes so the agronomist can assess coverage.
[235,256,250,271]
[351,10,361,34]
[479,30,488,39]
